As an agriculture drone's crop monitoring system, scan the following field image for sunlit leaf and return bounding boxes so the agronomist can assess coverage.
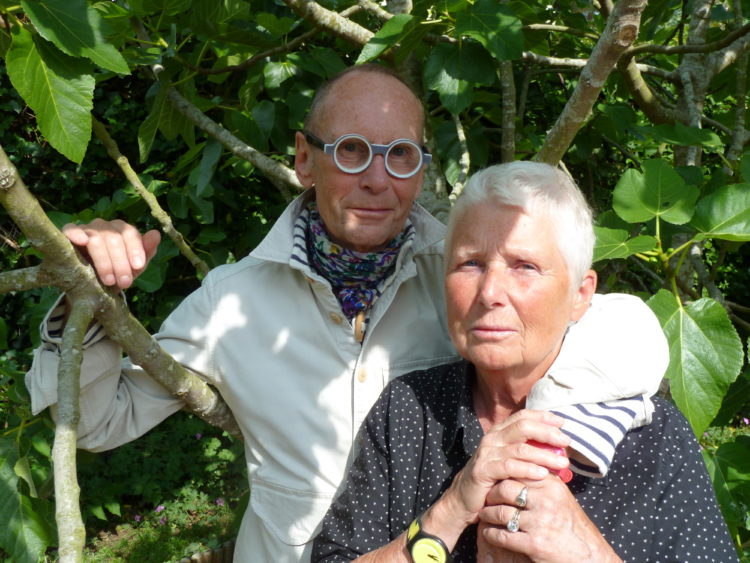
[455,0,523,60]
[692,184,750,241]
[21,0,129,74]
[593,227,657,261]
[613,159,699,224]
[138,81,169,163]
[0,441,53,563]
[648,290,743,436]
[6,27,94,163]
[357,14,415,63]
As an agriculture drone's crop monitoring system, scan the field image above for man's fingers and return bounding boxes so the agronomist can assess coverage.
[141,230,161,270]
[62,223,90,246]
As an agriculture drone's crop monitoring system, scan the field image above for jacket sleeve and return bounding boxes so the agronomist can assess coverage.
[24,280,219,452]
[531,293,669,408]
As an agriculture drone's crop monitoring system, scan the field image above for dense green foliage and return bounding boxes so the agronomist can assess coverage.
[1,0,749,561]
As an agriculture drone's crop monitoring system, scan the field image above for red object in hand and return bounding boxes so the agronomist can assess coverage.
[527,440,573,483]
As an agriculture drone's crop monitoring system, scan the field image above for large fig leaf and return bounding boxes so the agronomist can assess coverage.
[648,290,743,436]
[691,184,750,241]
[593,226,657,261]
[613,159,699,224]
[0,440,54,563]
[6,27,94,163]
[21,0,129,74]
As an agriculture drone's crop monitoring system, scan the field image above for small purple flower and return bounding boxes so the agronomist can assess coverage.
[155,504,165,514]
[159,516,167,525]
[134,514,142,523]
[742,417,749,426]
[215,497,225,507]
[195,433,202,440]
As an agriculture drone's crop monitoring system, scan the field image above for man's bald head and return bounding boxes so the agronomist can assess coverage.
[304,64,425,136]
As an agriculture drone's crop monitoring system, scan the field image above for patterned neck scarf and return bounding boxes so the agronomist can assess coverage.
[305,201,414,321]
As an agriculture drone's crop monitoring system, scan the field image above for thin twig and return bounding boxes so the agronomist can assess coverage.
[91,118,210,277]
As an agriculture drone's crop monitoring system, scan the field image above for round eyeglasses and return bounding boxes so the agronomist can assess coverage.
[303,131,432,179]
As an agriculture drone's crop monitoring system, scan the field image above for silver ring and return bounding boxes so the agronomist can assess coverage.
[507,508,522,533]
[515,486,528,508]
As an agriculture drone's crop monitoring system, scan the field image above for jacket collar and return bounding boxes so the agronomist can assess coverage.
[249,190,446,266]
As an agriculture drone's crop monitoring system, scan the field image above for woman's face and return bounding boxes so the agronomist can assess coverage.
[445,202,595,381]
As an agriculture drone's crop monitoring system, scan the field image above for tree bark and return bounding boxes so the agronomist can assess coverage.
[0,143,241,439]
[537,0,647,165]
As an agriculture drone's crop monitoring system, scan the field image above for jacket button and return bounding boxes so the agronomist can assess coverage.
[357,368,367,382]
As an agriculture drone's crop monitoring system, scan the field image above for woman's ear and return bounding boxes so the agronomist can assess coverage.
[294,131,315,190]
[570,270,598,322]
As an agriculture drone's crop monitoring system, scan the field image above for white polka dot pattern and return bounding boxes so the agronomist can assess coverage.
[312,361,739,562]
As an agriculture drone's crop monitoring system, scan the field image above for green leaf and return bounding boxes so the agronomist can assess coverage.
[194,139,222,197]
[21,0,129,74]
[90,504,107,520]
[703,436,750,531]
[691,184,750,241]
[357,14,415,63]
[702,448,745,531]
[6,27,94,163]
[105,501,122,517]
[13,457,37,498]
[647,291,744,436]
[635,122,723,148]
[613,159,699,224]
[739,148,750,182]
[0,317,7,349]
[0,440,53,563]
[129,0,191,16]
[424,43,492,113]
[455,0,523,60]
[593,227,657,262]
[138,82,170,163]
[263,61,299,90]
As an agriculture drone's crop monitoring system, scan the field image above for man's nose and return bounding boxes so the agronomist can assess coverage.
[359,154,390,193]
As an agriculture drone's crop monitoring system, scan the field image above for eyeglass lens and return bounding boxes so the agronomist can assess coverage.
[334,136,422,177]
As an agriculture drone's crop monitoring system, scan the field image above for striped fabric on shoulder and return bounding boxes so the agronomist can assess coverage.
[42,296,110,351]
[551,396,646,478]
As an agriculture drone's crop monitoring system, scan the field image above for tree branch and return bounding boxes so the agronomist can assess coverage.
[499,61,516,163]
[283,0,373,45]
[166,88,300,198]
[53,300,92,563]
[91,118,210,277]
[0,265,53,294]
[537,0,648,164]
[448,113,470,202]
[0,143,242,438]
[625,21,750,57]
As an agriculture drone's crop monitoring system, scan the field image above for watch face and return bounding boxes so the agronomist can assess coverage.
[411,538,447,563]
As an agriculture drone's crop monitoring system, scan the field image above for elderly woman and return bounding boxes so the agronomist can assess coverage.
[312,162,738,563]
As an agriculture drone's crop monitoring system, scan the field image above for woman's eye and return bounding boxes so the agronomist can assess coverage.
[517,262,539,273]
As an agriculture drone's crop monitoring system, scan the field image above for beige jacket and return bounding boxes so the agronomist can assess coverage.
[26,194,668,562]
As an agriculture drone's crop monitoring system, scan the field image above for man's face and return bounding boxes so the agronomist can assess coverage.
[295,72,425,253]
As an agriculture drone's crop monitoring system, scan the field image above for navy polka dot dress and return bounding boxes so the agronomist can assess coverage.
[313,361,739,562]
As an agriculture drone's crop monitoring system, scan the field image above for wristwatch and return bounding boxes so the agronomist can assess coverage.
[406,515,452,563]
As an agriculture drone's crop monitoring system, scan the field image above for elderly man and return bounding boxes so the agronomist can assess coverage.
[26,65,667,562]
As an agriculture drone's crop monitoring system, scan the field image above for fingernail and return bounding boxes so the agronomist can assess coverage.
[102,274,116,286]
[120,275,132,287]
[132,255,144,268]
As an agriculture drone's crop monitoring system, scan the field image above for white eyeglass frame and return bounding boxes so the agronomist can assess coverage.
[303,131,432,179]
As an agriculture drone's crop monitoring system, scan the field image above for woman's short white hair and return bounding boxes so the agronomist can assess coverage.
[445,161,595,285]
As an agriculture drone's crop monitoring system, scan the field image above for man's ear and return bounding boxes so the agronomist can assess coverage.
[570,269,597,322]
[294,131,315,189]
